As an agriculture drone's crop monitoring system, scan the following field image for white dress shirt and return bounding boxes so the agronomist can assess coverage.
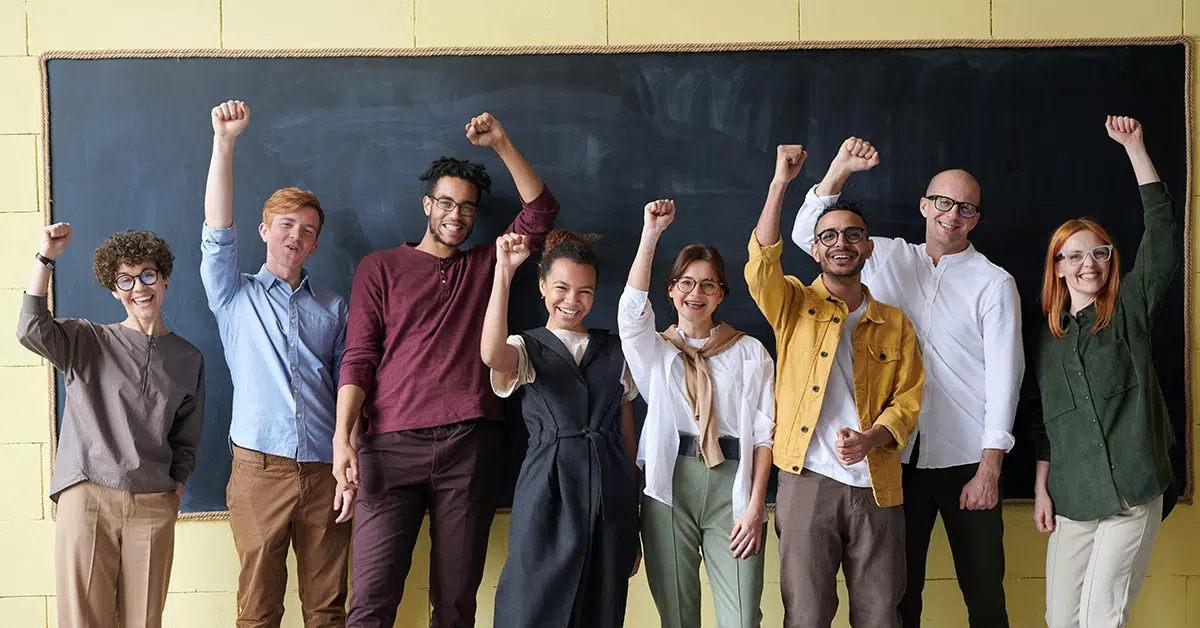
[792,185,1024,469]
[617,286,775,522]
[804,299,872,487]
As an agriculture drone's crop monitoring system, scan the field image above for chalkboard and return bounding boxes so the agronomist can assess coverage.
[43,42,1192,515]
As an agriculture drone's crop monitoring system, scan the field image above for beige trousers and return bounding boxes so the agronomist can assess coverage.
[55,481,179,628]
[1045,495,1163,628]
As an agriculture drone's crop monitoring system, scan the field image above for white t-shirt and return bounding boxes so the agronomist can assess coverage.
[803,298,871,488]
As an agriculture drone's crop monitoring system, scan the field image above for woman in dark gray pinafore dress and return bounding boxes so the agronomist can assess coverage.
[481,229,641,627]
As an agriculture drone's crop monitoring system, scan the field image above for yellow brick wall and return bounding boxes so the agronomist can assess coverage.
[0,1,1197,626]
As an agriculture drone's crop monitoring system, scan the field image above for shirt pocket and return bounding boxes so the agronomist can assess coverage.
[864,343,902,399]
[1037,363,1076,422]
[298,311,343,363]
[1086,339,1140,400]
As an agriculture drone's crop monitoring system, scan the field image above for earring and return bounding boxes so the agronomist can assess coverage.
[540,294,545,300]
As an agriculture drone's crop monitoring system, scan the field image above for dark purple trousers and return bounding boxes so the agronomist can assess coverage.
[347,419,502,628]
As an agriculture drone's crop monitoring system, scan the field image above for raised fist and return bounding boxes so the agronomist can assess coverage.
[643,199,675,235]
[832,136,879,173]
[212,100,250,138]
[40,222,72,259]
[774,144,807,184]
[1105,115,1143,147]
[496,233,531,271]
[466,113,508,148]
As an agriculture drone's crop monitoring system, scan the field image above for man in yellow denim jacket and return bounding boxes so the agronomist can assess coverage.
[746,144,923,628]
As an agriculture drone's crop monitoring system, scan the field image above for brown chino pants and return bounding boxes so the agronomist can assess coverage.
[776,469,906,628]
[56,481,179,628]
[227,445,352,628]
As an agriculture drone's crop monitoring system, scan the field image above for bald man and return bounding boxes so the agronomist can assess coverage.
[791,138,1023,628]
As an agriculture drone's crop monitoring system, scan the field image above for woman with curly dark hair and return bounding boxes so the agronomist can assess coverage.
[17,223,204,628]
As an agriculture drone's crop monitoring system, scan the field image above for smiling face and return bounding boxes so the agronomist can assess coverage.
[669,260,725,329]
[111,261,168,321]
[422,176,479,249]
[1056,228,1112,302]
[921,169,981,251]
[259,206,321,272]
[811,210,873,278]
[539,258,596,332]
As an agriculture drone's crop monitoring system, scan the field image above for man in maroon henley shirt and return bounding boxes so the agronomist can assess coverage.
[333,113,559,628]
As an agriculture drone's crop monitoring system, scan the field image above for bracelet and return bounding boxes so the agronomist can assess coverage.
[35,252,55,270]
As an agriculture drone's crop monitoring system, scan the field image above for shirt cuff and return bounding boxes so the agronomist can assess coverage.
[981,430,1016,453]
[805,184,840,205]
[202,222,236,244]
[22,293,48,314]
[747,232,784,262]
[522,185,559,214]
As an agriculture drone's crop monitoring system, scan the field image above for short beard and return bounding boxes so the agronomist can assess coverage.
[821,253,866,278]
[428,214,472,248]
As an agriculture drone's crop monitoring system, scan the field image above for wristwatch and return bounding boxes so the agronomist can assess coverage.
[35,252,55,270]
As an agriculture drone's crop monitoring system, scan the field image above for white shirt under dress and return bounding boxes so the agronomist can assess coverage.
[617,286,776,523]
[792,185,1025,469]
[491,328,639,403]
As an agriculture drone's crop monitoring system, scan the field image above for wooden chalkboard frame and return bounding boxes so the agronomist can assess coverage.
[38,37,1194,520]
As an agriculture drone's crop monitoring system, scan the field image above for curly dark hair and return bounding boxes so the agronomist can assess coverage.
[539,229,600,281]
[420,157,492,200]
[92,230,175,290]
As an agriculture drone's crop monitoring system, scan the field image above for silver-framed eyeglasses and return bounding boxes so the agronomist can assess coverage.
[428,195,479,217]
[674,278,723,296]
[1057,244,1113,267]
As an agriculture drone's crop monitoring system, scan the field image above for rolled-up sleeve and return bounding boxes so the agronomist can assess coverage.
[199,223,246,312]
[617,286,667,395]
[981,277,1023,453]
[751,345,775,448]
[505,186,560,250]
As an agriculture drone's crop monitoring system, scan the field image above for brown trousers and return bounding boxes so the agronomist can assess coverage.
[776,469,906,628]
[227,445,352,628]
[56,481,179,628]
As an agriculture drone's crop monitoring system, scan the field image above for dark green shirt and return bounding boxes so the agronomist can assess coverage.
[1032,182,1177,521]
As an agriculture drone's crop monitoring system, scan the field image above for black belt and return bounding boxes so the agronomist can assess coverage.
[678,434,740,461]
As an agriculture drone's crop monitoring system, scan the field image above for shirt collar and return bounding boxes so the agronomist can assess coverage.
[920,242,977,266]
[808,275,886,325]
[254,265,314,295]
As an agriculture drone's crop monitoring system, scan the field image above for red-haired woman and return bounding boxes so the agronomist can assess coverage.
[1031,116,1177,628]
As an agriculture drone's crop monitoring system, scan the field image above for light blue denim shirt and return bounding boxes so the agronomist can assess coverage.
[200,223,347,463]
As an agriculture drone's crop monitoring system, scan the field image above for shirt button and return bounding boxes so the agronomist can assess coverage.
[290,342,295,348]
[833,317,840,323]
[292,388,298,394]
[1084,396,1089,401]
[291,365,297,371]
[880,352,887,359]
[1078,371,1083,376]
[808,309,816,315]
[792,465,800,472]
[812,386,820,392]
[801,426,809,433]
[820,351,828,358]
[296,412,302,418]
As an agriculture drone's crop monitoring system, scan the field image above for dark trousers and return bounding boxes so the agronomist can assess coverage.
[899,461,1008,628]
[347,419,502,628]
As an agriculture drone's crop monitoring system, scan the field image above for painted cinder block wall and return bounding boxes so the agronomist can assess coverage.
[0,1,1198,625]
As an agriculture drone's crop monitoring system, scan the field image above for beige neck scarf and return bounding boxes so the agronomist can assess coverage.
[660,322,746,467]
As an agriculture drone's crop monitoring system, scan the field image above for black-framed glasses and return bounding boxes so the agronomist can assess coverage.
[925,195,980,219]
[428,195,479,217]
[674,278,723,296]
[1057,244,1113,267]
[815,226,867,247]
[115,268,160,292]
